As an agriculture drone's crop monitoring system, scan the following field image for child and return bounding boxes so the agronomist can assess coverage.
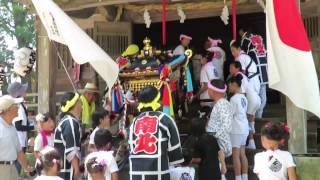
[34,147,63,180]
[34,113,55,158]
[191,118,226,180]
[34,113,55,175]
[228,76,249,180]
[86,156,108,180]
[194,51,219,107]
[85,129,119,180]
[170,149,195,180]
[230,41,260,94]
[229,61,261,149]
[254,122,297,180]
[88,110,111,152]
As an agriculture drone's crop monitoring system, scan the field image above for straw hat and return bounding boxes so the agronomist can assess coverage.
[82,83,99,93]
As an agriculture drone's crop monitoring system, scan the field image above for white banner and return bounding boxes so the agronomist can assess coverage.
[32,0,119,90]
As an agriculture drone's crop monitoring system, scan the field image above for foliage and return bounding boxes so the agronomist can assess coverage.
[0,0,36,91]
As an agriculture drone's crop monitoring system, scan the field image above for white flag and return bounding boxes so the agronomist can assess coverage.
[32,0,119,90]
[266,0,320,117]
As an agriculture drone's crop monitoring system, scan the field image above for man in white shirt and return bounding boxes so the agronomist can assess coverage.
[7,82,34,151]
[0,95,32,179]
[173,34,192,55]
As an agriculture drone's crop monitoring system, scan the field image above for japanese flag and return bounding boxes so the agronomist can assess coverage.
[266,0,320,117]
[32,0,119,90]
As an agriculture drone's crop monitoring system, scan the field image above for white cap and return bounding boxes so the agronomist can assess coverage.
[0,95,23,113]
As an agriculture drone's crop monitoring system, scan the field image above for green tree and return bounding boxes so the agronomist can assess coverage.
[0,0,35,50]
[0,0,35,91]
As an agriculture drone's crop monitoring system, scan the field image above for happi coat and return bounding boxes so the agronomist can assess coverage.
[54,114,82,180]
[241,33,268,85]
[129,111,183,180]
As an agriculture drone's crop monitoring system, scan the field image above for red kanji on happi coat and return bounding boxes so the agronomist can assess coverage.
[250,35,266,56]
[133,116,159,154]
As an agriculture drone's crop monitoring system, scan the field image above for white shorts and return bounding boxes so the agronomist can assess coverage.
[247,93,261,115]
[230,134,248,148]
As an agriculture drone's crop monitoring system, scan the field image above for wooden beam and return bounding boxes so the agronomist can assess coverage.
[129,3,263,23]
[58,0,150,12]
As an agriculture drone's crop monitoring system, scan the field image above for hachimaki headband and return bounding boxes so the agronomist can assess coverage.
[60,93,80,113]
[208,82,227,93]
[137,92,161,112]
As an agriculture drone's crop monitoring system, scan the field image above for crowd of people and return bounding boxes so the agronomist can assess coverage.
[0,28,298,180]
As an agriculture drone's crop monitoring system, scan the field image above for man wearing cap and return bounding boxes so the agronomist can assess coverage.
[173,34,192,56]
[7,82,34,152]
[80,83,98,127]
[0,95,32,179]
[128,86,183,180]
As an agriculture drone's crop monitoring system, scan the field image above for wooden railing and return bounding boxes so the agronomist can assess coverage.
[25,91,66,110]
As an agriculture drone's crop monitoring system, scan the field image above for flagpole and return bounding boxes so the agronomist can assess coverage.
[286,0,308,155]
[52,42,77,92]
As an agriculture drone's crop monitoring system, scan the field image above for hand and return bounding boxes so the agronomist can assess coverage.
[188,96,194,104]
[24,166,35,177]
[73,168,81,180]
[220,163,227,175]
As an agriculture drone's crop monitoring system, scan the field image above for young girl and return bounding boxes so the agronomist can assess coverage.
[228,76,249,180]
[86,156,108,180]
[34,113,55,158]
[191,118,227,180]
[34,147,63,180]
[254,122,297,180]
[88,110,111,152]
[34,113,55,174]
[194,51,219,107]
[86,129,119,180]
[229,61,261,149]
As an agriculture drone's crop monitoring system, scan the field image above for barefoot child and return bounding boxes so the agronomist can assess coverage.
[34,147,63,180]
[254,122,297,180]
[228,76,249,180]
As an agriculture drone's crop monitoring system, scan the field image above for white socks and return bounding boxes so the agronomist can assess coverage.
[221,174,227,180]
[235,175,242,180]
[242,174,248,180]
[247,139,256,149]
[249,121,255,133]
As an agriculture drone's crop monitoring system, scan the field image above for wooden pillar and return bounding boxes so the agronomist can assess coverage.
[286,0,307,154]
[37,20,56,115]
[286,98,307,154]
